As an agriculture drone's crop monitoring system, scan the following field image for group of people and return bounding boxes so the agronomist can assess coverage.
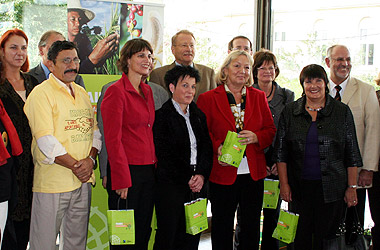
[0,26,379,250]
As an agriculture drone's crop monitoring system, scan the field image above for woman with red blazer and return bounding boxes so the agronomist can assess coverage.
[197,50,276,250]
[101,39,156,250]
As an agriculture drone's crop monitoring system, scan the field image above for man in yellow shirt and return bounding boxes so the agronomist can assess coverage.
[24,40,101,250]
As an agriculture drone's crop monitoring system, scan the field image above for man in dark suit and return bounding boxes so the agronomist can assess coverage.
[150,29,216,102]
[28,30,85,88]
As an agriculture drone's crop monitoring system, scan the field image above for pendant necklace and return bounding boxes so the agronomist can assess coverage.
[266,83,274,98]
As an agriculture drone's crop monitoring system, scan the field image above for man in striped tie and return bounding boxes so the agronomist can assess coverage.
[325,44,380,247]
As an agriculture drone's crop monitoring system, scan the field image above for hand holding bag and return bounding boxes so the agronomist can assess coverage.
[218,131,247,168]
[272,210,299,244]
[323,206,369,250]
[184,193,208,235]
[107,198,135,245]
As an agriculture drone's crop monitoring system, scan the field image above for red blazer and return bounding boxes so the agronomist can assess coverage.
[101,73,156,190]
[197,85,276,185]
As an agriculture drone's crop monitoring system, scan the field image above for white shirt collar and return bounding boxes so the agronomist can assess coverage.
[175,61,194,68]
[329,76,349,98]
[171,98,190,117]
[50,74,75,95]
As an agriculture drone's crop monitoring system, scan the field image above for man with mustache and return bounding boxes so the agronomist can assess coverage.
[325,45,380,244]
[24,40,101,249]
[29,30,86,88]
[150,29,216,102]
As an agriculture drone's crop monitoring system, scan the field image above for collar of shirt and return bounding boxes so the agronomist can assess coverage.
[175,61,194,68]
[41,62,50,80]
[329,76,349,98]
[50,74,75,95]
[172,98,190,118]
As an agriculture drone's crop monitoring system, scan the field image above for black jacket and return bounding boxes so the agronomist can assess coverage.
[274,95,363,203]
[153,100,213,187]
[0,72,38,220]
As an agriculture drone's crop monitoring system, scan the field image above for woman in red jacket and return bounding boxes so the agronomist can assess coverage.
[101,38,156,250]
[197,50,276,250]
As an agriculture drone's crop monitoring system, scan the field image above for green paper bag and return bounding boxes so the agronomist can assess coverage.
[184,198,208,235]
[263,179,280,209]
[218,131,247,168]
[272,210,299,244]
[107,209,135,245]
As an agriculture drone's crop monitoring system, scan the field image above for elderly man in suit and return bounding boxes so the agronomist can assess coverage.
[150,29,216,102]
[325,44,380,240]
[28,30,85,88]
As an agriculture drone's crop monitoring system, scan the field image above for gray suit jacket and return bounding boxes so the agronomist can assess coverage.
[339,77,380,173]
[150,62,216,102]
[97,80,169,178]
[28,63,86,89]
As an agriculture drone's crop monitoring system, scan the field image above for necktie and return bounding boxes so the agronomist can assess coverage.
[334,85,342,101]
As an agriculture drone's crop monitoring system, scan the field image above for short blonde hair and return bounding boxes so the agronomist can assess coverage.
[171,30,195,46]
[216,50,253,86]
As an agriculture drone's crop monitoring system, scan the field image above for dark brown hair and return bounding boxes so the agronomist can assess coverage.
[252,48,279,83]
[299,64,329,95]
[117,38,153,74]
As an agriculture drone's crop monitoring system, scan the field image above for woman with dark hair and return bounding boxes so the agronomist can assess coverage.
[251,48,294,250]
[0,28,38,250]
[273,64,362,249]
[101,38,156,250]
[197,50,276,250]
[153,66,212,250]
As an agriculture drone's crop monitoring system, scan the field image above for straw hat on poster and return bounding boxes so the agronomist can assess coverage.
[67,0,95,23]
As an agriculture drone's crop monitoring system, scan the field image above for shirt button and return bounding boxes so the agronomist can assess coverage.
[148,124,151,127]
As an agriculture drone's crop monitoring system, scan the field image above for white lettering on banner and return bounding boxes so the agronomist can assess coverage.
[88,92,101,103]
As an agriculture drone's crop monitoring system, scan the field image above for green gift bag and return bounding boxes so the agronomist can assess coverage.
[272,210,299,244]
[263,179,280,209]
[107,199,135,245]
[218,131,247,168]
[184,198,208,235]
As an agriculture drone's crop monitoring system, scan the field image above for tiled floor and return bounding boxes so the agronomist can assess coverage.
[199,232,211,250]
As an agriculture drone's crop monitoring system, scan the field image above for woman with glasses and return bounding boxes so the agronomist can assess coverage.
[0,29,38,250]
[252,49,294,250]
[101,38,156,250]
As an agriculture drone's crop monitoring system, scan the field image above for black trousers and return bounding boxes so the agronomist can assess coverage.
[234,187,281,250]
[210,175,263,250]
[369,171,380,249]
[289,180,344,250]
[153,182,202,250]
[107,164,155,250]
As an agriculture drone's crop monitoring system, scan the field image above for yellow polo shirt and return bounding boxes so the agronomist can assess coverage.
[24,75,96,193]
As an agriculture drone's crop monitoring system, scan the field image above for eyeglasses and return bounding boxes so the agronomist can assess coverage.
[232,47,251,53]
[174,44,195,49]
[58,58,81,65]
[330,57,351,63]
[257,66,276,71]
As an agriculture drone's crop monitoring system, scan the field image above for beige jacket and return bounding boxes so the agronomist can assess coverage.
[150,62,216,102]
[341,77,380,175]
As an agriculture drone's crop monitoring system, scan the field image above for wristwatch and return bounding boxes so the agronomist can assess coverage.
[348,185,357,189]
[88,155,97,169]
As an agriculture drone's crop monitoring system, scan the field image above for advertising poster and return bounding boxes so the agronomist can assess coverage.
[2,0,164,249]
